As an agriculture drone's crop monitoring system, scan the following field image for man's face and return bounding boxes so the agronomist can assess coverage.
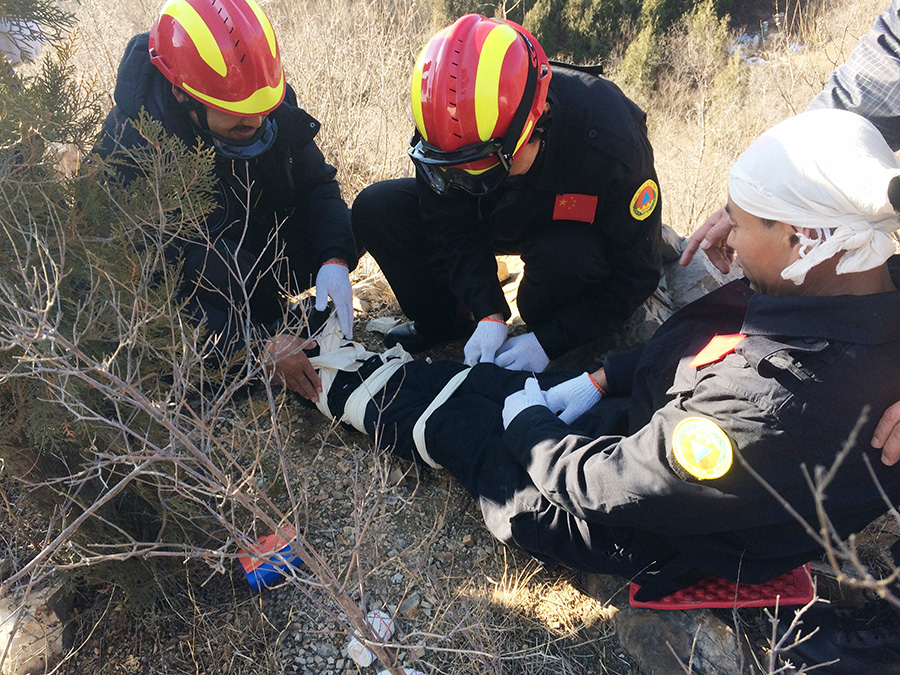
[725,197,799,295]
[172,87,265,141]
[201,106,265,141]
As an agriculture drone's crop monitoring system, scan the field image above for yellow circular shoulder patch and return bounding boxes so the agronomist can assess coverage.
[630,179,659,221]
[672,417,733,480]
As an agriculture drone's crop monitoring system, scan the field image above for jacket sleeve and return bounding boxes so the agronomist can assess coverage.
[417,172,512,321]
[807,0,900,150]
[502,367,808,536]
[288,138,357,270]
[532,166,662,358]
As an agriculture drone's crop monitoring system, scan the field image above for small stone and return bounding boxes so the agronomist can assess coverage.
[388,467,408,486]
[462,534,475,548]
[398,594,420,618]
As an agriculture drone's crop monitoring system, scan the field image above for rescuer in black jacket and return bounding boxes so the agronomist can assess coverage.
[96,0,356,402]
[352,14,661,372]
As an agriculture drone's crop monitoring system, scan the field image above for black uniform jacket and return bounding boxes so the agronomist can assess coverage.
[96,33,355,355]
[506,279,900,596]
[416,67,662,358]
[362,277,900,599]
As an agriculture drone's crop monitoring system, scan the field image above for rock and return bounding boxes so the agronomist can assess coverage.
[496,258,510,284]
[461,534,475,548]
[316,643,337,658]
[388,467,408,487]
[551,225,744,373]
[615,607,748,675]
[353,275,394,303]
[0,583,69,675]
[366,316,400,335]
[398,594,420,618]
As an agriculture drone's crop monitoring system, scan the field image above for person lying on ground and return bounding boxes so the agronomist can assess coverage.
[306,108,900,604]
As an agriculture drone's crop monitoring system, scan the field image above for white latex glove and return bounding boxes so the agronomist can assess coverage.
[544,372,603,424]
[494,332,550,372]
[315,261,354,337]
[463,318,508,366]
[502,377,549,429]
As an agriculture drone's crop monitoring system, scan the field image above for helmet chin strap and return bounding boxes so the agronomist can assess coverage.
[176,92,210,130]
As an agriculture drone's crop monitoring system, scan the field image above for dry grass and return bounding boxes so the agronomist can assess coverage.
[629,0,888,237]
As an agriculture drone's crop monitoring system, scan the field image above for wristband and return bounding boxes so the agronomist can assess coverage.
[588,373,606,395]
[480,317,506,324]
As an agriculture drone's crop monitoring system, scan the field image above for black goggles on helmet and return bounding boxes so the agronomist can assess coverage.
[408,28,542,196]
[408,135,513,196]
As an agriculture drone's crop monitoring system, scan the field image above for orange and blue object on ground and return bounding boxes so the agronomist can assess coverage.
[237,528,303,590]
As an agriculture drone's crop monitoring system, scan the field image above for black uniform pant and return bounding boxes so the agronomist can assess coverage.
[361,361,686,598]
[352,178,612,333]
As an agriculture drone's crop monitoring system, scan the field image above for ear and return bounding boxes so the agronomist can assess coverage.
[171,85,188,103]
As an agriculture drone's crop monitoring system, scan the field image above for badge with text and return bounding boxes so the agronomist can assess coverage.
[672,417,733,480]
[630,179,659,221]
[689,334,746,368]
[553,193,598,223]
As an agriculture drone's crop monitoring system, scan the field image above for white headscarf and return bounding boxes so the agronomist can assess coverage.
[729,108,900,284]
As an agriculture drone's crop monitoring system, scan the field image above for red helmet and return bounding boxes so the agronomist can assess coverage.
[409,14,551,195]
[149,0,285,117]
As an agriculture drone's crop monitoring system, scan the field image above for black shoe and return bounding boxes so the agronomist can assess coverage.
[383,321,447,352]
[383,320,474,353]
[776,600,900,673]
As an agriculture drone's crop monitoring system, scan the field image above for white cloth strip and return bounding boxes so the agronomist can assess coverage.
[411,367,473,469]
[340,346,412,433]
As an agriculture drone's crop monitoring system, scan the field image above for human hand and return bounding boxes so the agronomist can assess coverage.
[263,334,322,402]
[494,332,550,372]
[502,377,549,429]
[544,371,604,424]
[678,206,735,273]
[873,400,900,466]
[315,260,354,337]
[463,316,508,366]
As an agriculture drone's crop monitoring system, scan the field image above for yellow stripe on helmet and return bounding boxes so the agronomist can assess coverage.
[244,0,278,58]
[513,118,534,155]
[474,24,517,141]
[161,0,227,78]
[183,69,285,115]
[411,46,429,142]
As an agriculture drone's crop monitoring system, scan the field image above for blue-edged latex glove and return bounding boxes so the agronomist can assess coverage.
[545,372,603,424]
[315,261,354,337]
[502,377,549,429]
[463,318,508,366]
[494,332,550,372]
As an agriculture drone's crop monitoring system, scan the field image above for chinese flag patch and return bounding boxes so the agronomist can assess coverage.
[689,334,746,368]
[553,193,598,223]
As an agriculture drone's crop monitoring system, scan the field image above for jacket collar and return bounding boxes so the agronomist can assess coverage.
[742,286,900,345]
